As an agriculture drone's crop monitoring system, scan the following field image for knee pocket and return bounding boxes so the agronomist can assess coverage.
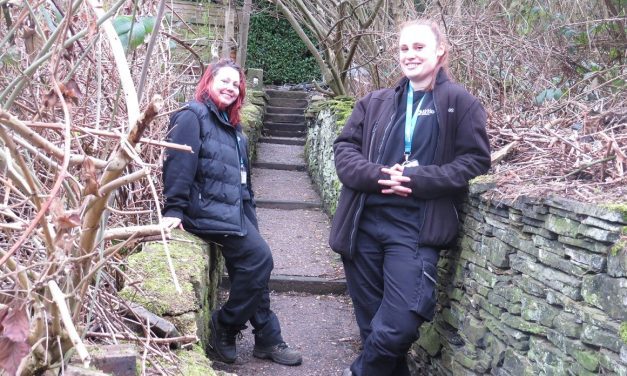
[411,257,438,321]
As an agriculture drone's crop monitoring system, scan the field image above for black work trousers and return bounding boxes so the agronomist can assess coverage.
[344,205,439,376]
[205,200,283,347]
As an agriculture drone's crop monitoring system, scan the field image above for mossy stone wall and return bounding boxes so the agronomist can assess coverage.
[305,105,627,375]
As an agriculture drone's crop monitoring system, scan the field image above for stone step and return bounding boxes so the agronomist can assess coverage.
[222,274,347,295]
[263,121,306,132]
[253,162,306,171]
[258,136,305,145]
[263,129,306,138]
[267,97,308,109]
[256,200,322,210]
[264,113,306,124]
[264,89,309,100]
[252,169,320,203]
[265,105,304,115]
[256,208,342,279]
[255,142,305,166]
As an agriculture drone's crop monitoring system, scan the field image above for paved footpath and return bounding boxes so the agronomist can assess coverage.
[212,90,360,376]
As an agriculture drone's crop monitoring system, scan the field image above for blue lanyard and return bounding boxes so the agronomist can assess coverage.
[404,82,427,160]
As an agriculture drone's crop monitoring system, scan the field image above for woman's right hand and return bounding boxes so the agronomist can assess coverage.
[162,216,183,230]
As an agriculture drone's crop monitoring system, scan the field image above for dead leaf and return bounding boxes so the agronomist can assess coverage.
[80,158,100,196]
[42,90,58,108]
[1,306,29,342]
[0,338,29,376]
[61,80,81,105]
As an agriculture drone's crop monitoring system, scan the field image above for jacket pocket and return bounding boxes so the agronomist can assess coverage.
[411,257,438,321]
[419,197,460,248]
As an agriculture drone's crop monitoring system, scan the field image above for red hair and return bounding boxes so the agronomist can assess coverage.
[194,59,247,126]
[399,19,450,91]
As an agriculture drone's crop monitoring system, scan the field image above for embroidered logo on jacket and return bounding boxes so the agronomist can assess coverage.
[448,108,455,113]
[416,108,436,116]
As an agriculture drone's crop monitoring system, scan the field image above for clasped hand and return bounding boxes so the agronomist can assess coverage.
[378,164,412,197]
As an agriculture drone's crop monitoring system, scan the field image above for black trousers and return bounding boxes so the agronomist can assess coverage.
[344,205,439,376]
[205,201,283,347]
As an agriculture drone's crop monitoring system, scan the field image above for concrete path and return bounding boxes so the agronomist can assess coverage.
[213,89,359,376]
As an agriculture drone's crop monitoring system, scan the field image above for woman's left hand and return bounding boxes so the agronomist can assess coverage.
[379,164,412,197]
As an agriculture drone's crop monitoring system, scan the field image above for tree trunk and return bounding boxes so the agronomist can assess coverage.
[237,0,252,68]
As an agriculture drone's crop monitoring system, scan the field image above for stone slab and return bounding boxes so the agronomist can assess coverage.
[251,168,320,203]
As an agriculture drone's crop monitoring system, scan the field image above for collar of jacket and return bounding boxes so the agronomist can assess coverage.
[199,97,242,132]
[393,68,451,94]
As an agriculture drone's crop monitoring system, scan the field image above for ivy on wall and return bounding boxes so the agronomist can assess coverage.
[246,6,321,85]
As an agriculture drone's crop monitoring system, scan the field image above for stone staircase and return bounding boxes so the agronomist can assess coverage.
[254,88,346,293]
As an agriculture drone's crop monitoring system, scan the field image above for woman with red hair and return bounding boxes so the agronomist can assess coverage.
[162,59,302,366]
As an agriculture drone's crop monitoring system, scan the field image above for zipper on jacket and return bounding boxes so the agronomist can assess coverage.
[419,88,443,245]
[349,110,397,256]
[234,131,245,236]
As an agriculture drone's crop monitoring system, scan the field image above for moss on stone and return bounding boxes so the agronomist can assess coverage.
[574,350,600,372]
[119,230,209,316]
[620,321,627,344]
[600,203,627,222]
[174,345,218,376]
[610,240,626,256]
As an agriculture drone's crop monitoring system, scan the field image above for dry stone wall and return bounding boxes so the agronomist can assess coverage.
[306,104,627,375]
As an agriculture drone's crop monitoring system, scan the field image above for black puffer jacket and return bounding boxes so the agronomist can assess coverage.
[330,71,491,258]
[162,100,252,236]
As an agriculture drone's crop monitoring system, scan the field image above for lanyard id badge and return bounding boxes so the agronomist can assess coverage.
[402,82,428,166]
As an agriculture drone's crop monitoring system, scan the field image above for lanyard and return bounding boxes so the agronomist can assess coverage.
[404,82,427,160]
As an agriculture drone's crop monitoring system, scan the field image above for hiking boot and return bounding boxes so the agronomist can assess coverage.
[209,311,238,363]
[253,342,302,366]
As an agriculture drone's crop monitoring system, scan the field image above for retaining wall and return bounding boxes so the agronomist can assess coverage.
[305,105,627,375]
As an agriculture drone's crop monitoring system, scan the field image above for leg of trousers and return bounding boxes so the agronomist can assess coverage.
[207,201,283,347]
[344,207,439,376]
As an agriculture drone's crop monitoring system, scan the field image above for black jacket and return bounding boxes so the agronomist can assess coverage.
[329,71,491,258]
[162,100,252,236]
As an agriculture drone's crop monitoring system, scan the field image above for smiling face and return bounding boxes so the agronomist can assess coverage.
[399,24,445,90]
[209,66,241,109]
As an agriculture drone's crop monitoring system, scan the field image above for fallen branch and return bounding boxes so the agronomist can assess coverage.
[561,155,617,179]
[491,140,519,164]
[86,332,198,345]
[48,281,91,367]
[103,224,171,241]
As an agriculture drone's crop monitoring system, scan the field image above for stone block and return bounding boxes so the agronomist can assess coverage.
[483,236,513,268]
[87,344,137,376]
[528,336,572,374]
[467,263,509,288]
[476,294,504,319]
[608,242,627,277]
[581,274,627,320]
[601,348,627,376]
[246,68,263,89]
[564,245,607,273]
[537,247,589,277]
[502,349,533,375]
[581,324,623,352]
[558,235,611,254]
[502,313,548,336]
[522,224,557,240]
[581,216,625,232]
[545,196,627,224]
[483,313,530,351]
[516,275,547,298]
[520,294,559,326]
[510,255,582,300]
[552,312,582,338]
[417,322,442,356]
[485,332,507,369]
[461,315,488,347]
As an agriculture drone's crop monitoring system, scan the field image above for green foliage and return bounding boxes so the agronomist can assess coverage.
[112,15,156,51]
[246,10,320,84]
[620,322,627,344]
